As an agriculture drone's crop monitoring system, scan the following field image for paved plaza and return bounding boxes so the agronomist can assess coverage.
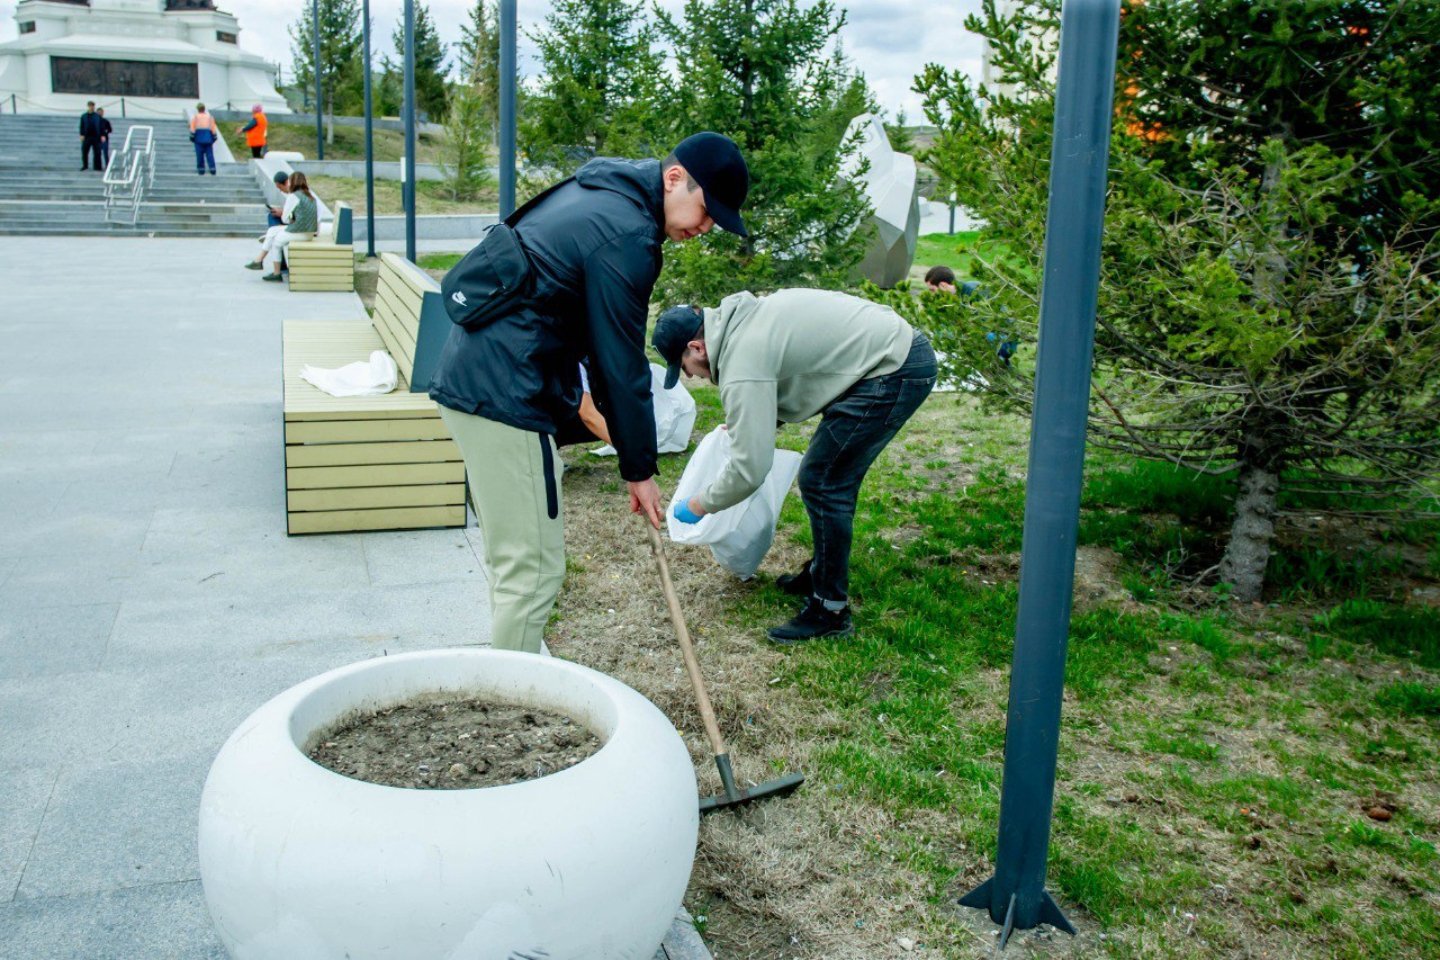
[0,238,708,958]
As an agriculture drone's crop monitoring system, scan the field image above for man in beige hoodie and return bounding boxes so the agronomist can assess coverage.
[654,289,936,643]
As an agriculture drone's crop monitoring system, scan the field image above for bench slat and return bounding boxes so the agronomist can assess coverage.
[287,461,464,489]
[285,439,460,467]
[288,483,466,511]
[284,418,454,444]
[288,504,466,535]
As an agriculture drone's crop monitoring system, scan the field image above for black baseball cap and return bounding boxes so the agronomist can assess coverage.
[671,132,750,237]
[653,305,705,389]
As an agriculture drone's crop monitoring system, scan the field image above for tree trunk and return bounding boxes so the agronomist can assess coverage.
[1218,456,1280,603]
[1218,136,1290,603]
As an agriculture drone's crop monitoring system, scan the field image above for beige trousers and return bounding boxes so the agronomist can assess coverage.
[440,406,564,654]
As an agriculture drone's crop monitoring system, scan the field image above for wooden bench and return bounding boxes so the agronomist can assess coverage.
[282,252,465,535]
[288,201,355,292]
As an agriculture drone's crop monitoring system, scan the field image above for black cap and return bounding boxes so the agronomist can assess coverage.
[273,171,289,184]
[671,132,750,237]
[653,305,705,389]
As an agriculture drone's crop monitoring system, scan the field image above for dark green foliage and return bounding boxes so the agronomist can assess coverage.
[909,0,1440,603]
[456,0,501,133]
[392,1,448,122]
[1376,683,1440,718]
[651,0,876,303]
[288,0,364,119]
[520,0,666,172]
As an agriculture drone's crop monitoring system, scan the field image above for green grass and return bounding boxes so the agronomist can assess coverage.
[419,252,464,272]
[220,120,450,164]
[706,394,1440,955]
[303,175,497,217]
[911,230,1020,284]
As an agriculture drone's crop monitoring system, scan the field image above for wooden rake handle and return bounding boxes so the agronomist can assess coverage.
[645,520,729,758]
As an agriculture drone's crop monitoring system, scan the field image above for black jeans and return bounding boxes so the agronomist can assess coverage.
[800,331,937,603]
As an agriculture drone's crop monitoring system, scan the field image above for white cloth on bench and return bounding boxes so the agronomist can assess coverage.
[300,350,399,397]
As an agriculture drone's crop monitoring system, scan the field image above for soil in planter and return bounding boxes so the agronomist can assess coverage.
[308,696,602,789]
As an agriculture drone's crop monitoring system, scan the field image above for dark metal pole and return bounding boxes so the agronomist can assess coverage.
[498,0,517,218]
[958,0,1120,942]
[362,0,376,258]
[312,0,324,161]
[403,0,417,262]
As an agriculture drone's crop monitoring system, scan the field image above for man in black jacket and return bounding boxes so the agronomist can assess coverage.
[78,102,103,172]
[430,132,750,654]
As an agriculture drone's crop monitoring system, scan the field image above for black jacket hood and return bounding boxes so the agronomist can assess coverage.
[575,157,665,229]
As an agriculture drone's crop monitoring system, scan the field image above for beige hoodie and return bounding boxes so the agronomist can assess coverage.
[698,289,914,513]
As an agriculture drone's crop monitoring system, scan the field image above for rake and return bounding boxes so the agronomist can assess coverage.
[644,521,804,813]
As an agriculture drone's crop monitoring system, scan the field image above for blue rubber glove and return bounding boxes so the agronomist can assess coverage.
[673,500,703,524]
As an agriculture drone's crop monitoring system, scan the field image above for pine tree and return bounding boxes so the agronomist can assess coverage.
[392,0,449,122]
[652,0,878,303]
[288,0,363,144]
[520,0,666,172]
[909,0,1440,602]
[885,109,915,154]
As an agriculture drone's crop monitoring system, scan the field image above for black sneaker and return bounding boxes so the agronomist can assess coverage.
[775,559,813,597]
[767,598,853,645]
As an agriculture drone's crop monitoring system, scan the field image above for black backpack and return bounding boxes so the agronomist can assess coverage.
[440,178,572,331]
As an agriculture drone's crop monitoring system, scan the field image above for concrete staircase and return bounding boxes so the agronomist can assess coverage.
[0,114,268,237]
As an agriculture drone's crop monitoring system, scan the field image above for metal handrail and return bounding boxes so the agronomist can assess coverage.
[103,125,154,225]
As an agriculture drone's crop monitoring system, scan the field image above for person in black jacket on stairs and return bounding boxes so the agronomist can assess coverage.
[429,132,750,655]
[78,102,103,172]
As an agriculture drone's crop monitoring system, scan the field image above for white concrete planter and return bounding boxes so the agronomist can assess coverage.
[198,650,698,960]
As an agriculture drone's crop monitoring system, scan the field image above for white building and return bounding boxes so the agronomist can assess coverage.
[0,0,287,116]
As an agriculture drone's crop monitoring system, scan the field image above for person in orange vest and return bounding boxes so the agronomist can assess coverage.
[237,104,268,159]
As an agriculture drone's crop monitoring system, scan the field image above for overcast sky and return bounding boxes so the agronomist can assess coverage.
[0,0,986,119]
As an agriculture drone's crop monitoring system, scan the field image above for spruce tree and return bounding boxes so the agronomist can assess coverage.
[652,0,878,303]
[456,0,501,135]
[908,0,1440,602]
[393,1,449,122]
[288,0,363,143]
[520,0,666,171]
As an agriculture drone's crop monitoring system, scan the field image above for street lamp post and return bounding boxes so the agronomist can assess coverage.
[312,0,324,161]
[403,0,417,263]
[362,0,375,258]
[498,0,516,218]
[957,0,1121,947]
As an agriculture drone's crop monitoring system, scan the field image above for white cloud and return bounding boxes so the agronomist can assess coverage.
[0,0,985,120]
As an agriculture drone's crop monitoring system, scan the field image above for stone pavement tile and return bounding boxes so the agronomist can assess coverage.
[0,508,154,562]
[0,551,153,607]
[0,430,101,468]
[361,529,488,588]
[0,601,119,679]
[0,480,67,524]
[0,766,58,902]
[0,653,363,769]
[356,580,493,649]
[15,752,209,899]
[138,506,370,590]
[0,879,226,960]
[104,589,383,663]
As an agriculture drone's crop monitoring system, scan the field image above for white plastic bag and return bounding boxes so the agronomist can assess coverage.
[591,363,697,456]
[667,426,803,579]
[300,350,398,397]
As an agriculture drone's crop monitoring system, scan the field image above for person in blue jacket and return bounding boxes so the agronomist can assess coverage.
[429,132,750,655]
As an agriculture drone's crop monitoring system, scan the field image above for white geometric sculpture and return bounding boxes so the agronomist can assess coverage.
[199,649,699,960]
[840,113,921,287]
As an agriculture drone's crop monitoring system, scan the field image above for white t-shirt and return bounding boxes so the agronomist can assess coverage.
[578,362,591,394]
[280,191,299,222]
